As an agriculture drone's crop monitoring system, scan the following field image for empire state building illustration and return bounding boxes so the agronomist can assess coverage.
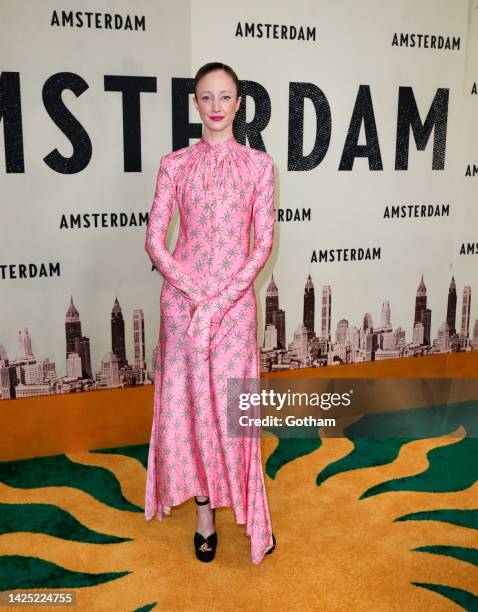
[259,272,478,372]
[65,296,92,379]
[111,297,127,369]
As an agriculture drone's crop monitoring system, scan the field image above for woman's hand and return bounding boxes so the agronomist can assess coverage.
[193,294,231,328]
[186,294,233,358]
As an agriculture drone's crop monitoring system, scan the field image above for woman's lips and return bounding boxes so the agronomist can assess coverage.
[210,116,224,121]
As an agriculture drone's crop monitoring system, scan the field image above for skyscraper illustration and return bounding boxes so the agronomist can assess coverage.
[111,297,127,369]
[446,276,457,336]
[65,296,81,358]
[17,327,34,360]
[74,336,92,379]
[363,312,373,331]
[132,309,148,383]
[460,286,471,338]
[422,308,432,346]
[303,274,315,338]
[273,310,286,349]
[380,300,391,330]
[321,286,331,341]
[413,275,432,345]
[414,274,427,327]
[265,274,279,326]
[265,275,286,349]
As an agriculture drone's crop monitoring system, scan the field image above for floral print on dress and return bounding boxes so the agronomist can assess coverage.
[144,135,275,565]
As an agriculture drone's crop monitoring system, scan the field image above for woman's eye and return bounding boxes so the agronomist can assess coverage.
[223,96,231,101]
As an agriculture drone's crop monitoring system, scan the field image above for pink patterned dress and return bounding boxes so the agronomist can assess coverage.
[144,134,276,565]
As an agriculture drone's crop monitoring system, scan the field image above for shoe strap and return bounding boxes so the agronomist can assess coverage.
[195,531,216,542]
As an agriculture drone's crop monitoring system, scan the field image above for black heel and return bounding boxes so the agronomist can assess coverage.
[265,532,276,555]
[194,496,217,562]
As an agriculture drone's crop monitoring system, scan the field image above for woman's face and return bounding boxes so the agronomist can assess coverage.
[193,69,241,136]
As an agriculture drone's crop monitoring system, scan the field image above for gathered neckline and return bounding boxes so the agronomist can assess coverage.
[198,135,237,150]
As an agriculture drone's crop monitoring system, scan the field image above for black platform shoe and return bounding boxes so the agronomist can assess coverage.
[194,496,217,562]
[265,532,276,555]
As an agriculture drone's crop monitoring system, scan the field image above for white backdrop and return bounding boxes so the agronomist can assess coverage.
[1,0,477,397]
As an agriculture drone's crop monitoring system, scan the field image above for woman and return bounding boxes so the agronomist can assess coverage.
[144,62,276,565]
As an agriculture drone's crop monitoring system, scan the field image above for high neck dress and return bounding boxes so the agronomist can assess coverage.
[144,134,276,565]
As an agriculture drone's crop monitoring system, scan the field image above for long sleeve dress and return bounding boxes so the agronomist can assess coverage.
[144,134,275,565]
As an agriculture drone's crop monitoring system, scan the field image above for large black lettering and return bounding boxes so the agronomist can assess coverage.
[339,85,383,171]
[104,75,157,171]
[43,72,91,173]
[0,72,24,172]
[288,82,331,171]
[396,86,448,170]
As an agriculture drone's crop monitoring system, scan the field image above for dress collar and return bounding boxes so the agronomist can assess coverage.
[197,134,237,154]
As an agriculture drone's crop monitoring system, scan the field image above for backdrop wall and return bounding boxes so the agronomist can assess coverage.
[1,0,477,401]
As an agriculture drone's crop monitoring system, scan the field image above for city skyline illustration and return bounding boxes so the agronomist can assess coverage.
[1,296,149,400]
[260,273,477,371]
[1,272,477,399]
